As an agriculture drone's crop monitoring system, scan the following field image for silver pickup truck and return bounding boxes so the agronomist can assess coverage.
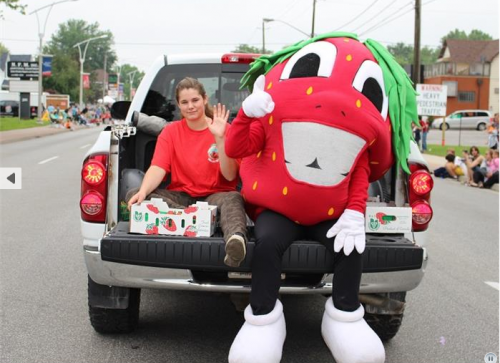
[80,52,433,341]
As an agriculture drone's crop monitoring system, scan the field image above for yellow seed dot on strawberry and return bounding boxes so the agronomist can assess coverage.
[269,115,273,125]
[346,54,352,61]
[356,99,362,108]
[369,139,377,146]
[328,207,334,216]
[267,82,273,90]
[257,151,262,158]
[370,161,379,165]
[282,186,288,195]
[272,152,276,161]
[306,86,313,95]
[253,181,258,190]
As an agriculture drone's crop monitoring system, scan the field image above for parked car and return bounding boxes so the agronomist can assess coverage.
[80,52,433,341]
[0,100,19,117]
[432,109,492,130]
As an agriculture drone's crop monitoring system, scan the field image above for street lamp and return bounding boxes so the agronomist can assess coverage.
[262,18,310,53]
[126,70,138,101]
[73,34,109,108]
[264,18,310,38]
[30,0,78,123]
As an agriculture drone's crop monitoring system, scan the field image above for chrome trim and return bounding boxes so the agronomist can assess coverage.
[85,250,425,294]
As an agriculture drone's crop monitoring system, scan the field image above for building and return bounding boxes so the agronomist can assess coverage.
[424,39,499,115]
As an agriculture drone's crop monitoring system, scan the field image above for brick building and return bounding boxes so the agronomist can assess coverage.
[424,39,499,115]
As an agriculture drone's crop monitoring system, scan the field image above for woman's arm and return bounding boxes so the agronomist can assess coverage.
[469,155,484,168]
[127,165,167,209]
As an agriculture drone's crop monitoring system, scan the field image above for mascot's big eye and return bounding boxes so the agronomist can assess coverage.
[280,41,337,80]
[352,60,388,120]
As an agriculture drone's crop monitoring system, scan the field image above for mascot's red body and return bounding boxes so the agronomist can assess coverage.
[228,37,393,224]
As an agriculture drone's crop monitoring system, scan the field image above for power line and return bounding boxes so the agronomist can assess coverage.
[349,0,400,32]
[358,1,414,36]
[358,0,440,37]
[332,0,381,32]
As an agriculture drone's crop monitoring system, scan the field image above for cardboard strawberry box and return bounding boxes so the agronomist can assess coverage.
[130,198,217,237]
[365,206,412,233]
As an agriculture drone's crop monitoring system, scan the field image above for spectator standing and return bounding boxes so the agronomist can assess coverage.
[487,113,499,150]
[420,116,429,152]
[412,121,421,149]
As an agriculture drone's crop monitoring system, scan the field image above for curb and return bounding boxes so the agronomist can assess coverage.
[0,124,94,144]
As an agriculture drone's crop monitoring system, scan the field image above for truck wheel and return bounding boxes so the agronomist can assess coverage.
[88,279,141,334]
[477,123,486,131]
[364,292,406,341]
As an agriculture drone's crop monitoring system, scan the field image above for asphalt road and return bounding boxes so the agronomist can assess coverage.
[0,128,498,363]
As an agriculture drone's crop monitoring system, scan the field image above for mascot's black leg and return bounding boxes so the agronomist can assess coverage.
[229,210,300,363]
[311,221,385,363]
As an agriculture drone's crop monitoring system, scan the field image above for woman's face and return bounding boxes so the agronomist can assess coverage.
[471,148,479,157]
[177,88,207,122]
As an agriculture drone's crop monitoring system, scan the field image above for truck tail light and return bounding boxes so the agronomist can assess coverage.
[221,53,260,64]
[80,154,108,223]
[411,200,433,226]
[408,163,433,231]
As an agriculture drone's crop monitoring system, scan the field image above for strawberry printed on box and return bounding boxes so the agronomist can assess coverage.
[130,198,217,237]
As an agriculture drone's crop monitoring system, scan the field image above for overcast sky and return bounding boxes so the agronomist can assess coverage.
[0,0,498,72]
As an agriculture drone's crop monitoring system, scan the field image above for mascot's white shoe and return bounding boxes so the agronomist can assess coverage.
[321,297,385,363]
[228,300,286,363]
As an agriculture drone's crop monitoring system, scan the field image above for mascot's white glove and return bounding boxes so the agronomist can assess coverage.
[326,209,366,256]
[242,75,275,118]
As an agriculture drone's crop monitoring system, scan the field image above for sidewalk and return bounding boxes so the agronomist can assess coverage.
[0,124,89,144]
[422,153,443,171]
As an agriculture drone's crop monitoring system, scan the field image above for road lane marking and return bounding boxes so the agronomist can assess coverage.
[80,144,91,149]
[485,281,499,291]
[38,156,59,165]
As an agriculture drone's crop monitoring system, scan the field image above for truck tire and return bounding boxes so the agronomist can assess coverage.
[439,123,449,130]
[88,280,141,334]
[364,292,406,341]
[477,123,486,131]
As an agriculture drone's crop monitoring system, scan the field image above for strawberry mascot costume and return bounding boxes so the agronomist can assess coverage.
[225,32,417,363]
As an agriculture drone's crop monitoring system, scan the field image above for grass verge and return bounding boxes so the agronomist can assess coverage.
[0,117,50,131]
[426,144,489,157]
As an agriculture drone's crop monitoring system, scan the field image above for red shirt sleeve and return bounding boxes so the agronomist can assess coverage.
[226,109,266,158]
[346,150,370,214]
[150,124,173,173]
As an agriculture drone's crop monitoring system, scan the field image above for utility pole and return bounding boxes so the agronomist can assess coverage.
[311,0,317,38]
[413,0,421,87]
[262,19,266,54]
[102,53,107,100]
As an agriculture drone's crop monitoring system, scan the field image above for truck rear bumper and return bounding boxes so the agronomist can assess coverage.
[84,224,427,294]
[84,248,426,294]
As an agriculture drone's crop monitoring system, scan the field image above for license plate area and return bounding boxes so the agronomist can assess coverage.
[228,272,286,280]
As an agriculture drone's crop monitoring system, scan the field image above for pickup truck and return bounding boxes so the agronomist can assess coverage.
[80,52,433,341]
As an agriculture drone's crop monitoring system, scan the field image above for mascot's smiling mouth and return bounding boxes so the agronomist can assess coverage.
[282,121,366,186]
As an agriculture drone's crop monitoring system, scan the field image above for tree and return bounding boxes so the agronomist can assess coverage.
[231,44,272,54]
[43,19,117,101]
[441,29,493,43]
[0,41,9,57]
[117,64,145,101]
[0,0,25,18]
[387,43,439,66]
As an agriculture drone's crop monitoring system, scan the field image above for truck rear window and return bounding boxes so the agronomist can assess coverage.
[141,64,250,121]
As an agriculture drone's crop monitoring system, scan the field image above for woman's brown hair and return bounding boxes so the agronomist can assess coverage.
[175,77,213,119]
